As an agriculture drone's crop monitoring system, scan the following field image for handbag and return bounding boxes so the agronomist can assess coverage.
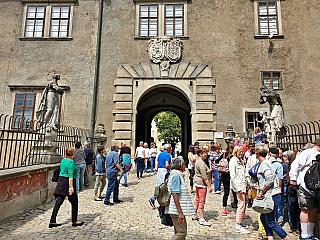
[253,191,274,213]
[217,153,229,174]
[249,162,260,182]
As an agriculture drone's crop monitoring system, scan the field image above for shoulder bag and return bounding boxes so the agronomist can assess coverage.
[252,190,274,214]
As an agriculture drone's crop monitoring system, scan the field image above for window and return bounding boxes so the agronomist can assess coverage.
[258,2,278,35]
[13,93,36,128]
[245,112,264,131]
[50,6,70,37]
[165,5,184,36]
[135,2,187,38]
[21,5,73,40]
[25,6,46,37]
[262,71,282,89]
[139,5,158,37]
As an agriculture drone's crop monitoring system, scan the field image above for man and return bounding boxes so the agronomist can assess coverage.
[84,141,95,187]
[289,138,320,240]
[104,144,124,206]
[242,140,249,153]
[144,142,150,173]
[149,143,172,208]
[210,141,215,152]
[269,148,283,193]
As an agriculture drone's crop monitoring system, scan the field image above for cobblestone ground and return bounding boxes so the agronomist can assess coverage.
[0,171,297,240]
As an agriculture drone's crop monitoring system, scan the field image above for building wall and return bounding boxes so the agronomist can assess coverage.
[0,0,319,148]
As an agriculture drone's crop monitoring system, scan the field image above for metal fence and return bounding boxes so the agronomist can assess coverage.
[0,113,94,170]
[0,114,45,170]
[277,120,320,151]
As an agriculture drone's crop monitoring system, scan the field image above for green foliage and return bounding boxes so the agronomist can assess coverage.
[154,112,181,144]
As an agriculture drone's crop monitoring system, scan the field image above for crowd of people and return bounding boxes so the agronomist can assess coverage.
[48,135,320,240]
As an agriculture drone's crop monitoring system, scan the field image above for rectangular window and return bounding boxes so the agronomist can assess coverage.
[262,71,282,89]
[13,93,36,128]
[139,5,158,37]
[165,5,184,36]
[258,2,278,35]
[50,6,70,37]
[25,6,46,37]
[246,112,264,131]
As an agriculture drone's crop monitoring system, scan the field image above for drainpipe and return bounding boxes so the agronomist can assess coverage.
[90,0,103,143]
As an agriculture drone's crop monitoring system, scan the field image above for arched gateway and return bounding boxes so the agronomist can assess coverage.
[112,61,217,158]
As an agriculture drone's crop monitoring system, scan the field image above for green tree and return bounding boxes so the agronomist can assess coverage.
[154,112,181,145]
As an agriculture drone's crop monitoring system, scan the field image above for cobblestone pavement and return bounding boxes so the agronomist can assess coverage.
[0,171,297,240]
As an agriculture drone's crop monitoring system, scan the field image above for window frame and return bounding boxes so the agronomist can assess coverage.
[164,4,184,37]
[245,112,264,131]
[261,71,283,90]
[25,6,46,38]
[139,5,159,37]
[12,93,36,129]
[257,2,278,36]
[49,6,71,38]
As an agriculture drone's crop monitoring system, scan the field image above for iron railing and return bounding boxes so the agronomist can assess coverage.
[0,114,45,170]
[0,113,95,170]
[277,120,320,151]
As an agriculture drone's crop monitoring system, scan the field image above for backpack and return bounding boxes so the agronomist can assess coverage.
[304,160,320,191]
[217,153,229,174]
[154,179,170,207]
[52,167,60,182]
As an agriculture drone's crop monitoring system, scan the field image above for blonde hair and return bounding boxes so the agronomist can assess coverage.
[121,141,127,147]
[66,147,75,158]
[254,127,261,135]
[232,145,243,156]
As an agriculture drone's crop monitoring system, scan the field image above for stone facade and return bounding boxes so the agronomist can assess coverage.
[0,0,320,150]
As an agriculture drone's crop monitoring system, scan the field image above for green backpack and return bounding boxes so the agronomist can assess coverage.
[154,179,170,207]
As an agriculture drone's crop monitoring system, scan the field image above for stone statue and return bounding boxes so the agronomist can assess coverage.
[259,86,286,145]
[36,74,64,132]
[257,111,271,142]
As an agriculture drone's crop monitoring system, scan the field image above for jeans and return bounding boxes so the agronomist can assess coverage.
[144,158,149,172]
[75,164,86,191]
[260,194,288,238]
[221,174,230,207]
[50,194,78,223]
[119,170,128,184]
[104,172,119,203]
[212,169,220,192]
[136,158,144,178]
[150,157,156,173]
[277,186,287,222]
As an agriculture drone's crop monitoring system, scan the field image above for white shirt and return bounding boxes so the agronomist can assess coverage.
[136,147,145,158]
[150,148,158,157]
[289,147,320,195]
[144,148,150,158]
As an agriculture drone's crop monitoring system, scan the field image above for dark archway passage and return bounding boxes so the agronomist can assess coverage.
[136,87,191,162]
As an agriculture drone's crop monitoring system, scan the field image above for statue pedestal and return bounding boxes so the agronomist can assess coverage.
[36,129,63,164]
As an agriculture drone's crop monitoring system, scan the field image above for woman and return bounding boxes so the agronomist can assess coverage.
[209,145,223,194]
[229,145,250,234]
[254,127,267,145]
[193,149,213,226]
[49,147,83,228]
[187,145,196,194]
[144,142,150,173]
[217,143,234,216]
[166,157,195,240]
[119,141,132,187]
[74,141,86,191]
[94,145,106,201]
[255,143,291,240]
[134,141,145,179]
[150,143,158,174]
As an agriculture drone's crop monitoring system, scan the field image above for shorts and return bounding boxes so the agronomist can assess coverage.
[297,186,318,211]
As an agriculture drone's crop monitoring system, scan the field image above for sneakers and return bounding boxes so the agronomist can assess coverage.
[149,198,156,208]
[222,211,231,216]
[103,202,113,206]
[199,218,211,226]
[192,215,199,221]
[235,223,250,234]
[114,199,123,204]
[243,214,249,219]
[122,183,128,187]
[215,190,222,194]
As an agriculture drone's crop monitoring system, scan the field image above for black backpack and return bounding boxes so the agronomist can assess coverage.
[52,167,60,182]
[304,160,320,191]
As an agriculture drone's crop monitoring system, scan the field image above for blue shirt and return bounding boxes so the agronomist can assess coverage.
[158,152,171,169]
[171,174,181,193]
[271,157,283,180]
[105,150,120,173]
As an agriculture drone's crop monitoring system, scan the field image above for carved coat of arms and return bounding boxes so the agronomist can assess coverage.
[147,36,182,71]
